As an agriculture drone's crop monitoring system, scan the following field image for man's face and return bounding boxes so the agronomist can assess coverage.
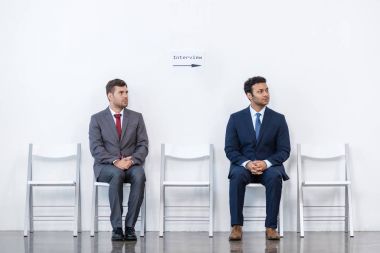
[247,82,270,107]
[108,86,128,109]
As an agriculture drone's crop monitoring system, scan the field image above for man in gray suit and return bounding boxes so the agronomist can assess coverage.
[89,79,148,241]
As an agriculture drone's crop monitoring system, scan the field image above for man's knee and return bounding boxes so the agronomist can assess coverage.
[110,169,125,184]
[264,167,282,186]
[229,166,250,184]
[98,166,125,185]
[129,167,146,185]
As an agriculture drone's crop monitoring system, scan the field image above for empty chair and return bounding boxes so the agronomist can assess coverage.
[297,143,354,237]
[244,183,284,237]
[24,143,81,237]
[90,180,146,237]
[159,144,214,237]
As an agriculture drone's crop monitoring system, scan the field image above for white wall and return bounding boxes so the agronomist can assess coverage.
[1,0,380,232]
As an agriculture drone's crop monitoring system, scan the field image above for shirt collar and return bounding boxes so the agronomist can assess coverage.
[249,105,266,118]
[109,107,123,117]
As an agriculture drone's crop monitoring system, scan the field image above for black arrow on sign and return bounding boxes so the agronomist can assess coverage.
[173,64,201,68]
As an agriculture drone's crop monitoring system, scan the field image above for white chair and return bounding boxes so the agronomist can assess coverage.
[297,143,354,237]
[244,183,284,237]
[159,144,214,237]
[90,180,146,237]
[24,143,81,237]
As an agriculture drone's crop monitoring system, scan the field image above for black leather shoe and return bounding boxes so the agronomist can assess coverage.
[125,227,137,241]
[111,228,124,241]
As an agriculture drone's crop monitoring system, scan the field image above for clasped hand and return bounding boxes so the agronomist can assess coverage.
[114,156,133,170]
[246,160,267,175]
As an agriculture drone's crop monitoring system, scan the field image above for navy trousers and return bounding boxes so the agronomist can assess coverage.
[229,164,283,228]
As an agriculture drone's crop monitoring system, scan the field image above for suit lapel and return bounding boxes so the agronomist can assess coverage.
[243,106,256,143]
[257,107,273,145]
[103,108,120,142]
[120,108,129,142]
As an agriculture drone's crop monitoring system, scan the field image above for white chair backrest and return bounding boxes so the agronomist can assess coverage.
[297,143,350,181]
[161,144,214,182]
[28,143,81,181]
[163,144,211,159]
[298,143,347,159]
[32,143,79,159]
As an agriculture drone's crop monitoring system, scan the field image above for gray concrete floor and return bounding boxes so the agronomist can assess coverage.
[0,231,379,253]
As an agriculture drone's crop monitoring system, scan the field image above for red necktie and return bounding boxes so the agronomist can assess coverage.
[114,114,122,139]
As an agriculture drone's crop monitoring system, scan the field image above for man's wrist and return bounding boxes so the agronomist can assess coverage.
[264,160,272,169]
[241,160,251,169]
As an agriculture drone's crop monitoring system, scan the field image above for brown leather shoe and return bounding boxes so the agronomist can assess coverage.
[265,228,280,240]
[229,225,242,241]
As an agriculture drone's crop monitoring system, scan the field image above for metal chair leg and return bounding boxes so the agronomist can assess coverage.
[299,187,305,238]
[140,191,146,237]
[24,184,31,237]
[73,183,79,237]
[209,186,213,237]
[347,184,354,237]
[29,187,34,233]
[90,184,97,237]
[159,186,164,237]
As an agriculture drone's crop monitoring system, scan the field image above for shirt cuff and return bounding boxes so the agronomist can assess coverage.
[241,160,251,169]
[264,160,272,169]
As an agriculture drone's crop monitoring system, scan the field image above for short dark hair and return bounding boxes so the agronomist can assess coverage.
[106,79,127,95]
[244,76,266,93]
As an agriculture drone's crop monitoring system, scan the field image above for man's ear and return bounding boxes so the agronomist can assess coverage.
[107,92,113,101]
[246,92,253,101]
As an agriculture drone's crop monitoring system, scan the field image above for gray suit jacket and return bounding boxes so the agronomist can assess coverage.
[89,107,149,178]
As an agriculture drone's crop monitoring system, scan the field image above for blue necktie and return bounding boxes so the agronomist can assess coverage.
[255,112,261,140]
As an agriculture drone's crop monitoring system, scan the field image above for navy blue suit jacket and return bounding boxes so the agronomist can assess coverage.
[225,106,290,180]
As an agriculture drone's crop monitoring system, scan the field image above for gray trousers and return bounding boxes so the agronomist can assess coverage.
[97,165,146,230]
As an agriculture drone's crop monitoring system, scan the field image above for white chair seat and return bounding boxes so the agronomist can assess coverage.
[28,180,76,186]
[94,182,111,187]
[246,183,265,188]
[303,181,351,186]
[163,181,210,187]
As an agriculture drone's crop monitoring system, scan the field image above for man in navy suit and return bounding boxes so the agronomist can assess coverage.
[225,76,290,240]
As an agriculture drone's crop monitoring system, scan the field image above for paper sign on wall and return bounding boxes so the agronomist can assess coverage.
[171,51,204,68]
